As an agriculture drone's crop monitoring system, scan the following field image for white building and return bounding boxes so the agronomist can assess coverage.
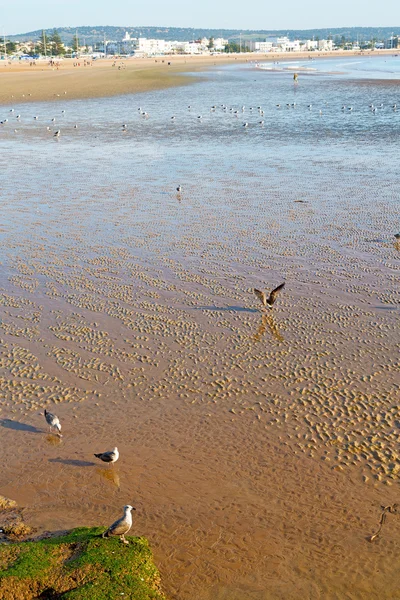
[318,39,333,51]
[304,40,319,51]
[135,38,167,55]
[252,41,274,53]
[278,39,301,52]
[213,38,228,51]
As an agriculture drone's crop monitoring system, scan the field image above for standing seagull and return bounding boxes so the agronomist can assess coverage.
[253,282,285,309]
[94,447,119,465]
[102,505,136,544]
[44,409,62,436]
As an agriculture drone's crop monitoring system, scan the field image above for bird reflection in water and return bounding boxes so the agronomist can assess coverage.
[253,314,284,343]
[45,434,63,446]
[96,467,120,490]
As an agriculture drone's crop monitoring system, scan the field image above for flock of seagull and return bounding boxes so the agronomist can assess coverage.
[39,281,284,543]
[43,409,131,542]
[1,99,398,138]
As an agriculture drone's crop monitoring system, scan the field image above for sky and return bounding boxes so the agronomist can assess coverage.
[1,0,399,35]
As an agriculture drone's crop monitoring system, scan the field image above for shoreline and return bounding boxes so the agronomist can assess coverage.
[0,49,398,105]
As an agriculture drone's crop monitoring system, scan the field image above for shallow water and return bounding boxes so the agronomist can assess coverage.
[0,58,399,599]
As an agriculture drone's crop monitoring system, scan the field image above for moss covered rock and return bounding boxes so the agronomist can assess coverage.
[0,527,166,599]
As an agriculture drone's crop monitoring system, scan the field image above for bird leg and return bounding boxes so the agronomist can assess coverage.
[120,534,129,545]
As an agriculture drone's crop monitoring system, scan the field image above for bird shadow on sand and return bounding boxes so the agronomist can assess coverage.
[0,419,42,433]
[192,305,258,313]
[49,458,96,467]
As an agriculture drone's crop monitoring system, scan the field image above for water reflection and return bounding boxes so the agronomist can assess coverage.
[253,314,284,343]
[45,435,63,446]
[96,467,120,490]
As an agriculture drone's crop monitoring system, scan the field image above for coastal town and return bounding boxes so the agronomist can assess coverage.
[1,29,399,59]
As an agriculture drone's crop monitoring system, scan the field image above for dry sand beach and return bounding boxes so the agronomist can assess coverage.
[0,53,399,599]
[0,49,396,104]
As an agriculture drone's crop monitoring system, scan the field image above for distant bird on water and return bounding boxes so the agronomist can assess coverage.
[102,504,136,544]
[253,282,285,309]
[44,409,62,436]
[176,185,182,192]
[54,130,60,137]
[94,447,119,464]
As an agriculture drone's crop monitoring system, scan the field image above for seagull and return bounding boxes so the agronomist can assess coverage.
[197,115,202,119]
[171,116,176,120]
[34,116,38,120]
[253,282,285,309]
[44,409,62,436]
[9,109,14,112]
[51,118,56,122]
[243,122,249,127]
[102,505,136,544]
[54,130,61,137]
[74,124,78,128]
[259,120,264,125]
[176,185,182,192]
[94,447,119,464]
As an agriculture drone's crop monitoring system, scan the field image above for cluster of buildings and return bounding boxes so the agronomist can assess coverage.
[105,33,228,56]
[2,31,398,60]
[247,37,334,53]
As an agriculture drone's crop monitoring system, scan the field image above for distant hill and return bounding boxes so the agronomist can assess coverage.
[9,25,400,44]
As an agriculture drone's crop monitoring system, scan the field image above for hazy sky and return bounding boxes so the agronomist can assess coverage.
[2,0,399,35]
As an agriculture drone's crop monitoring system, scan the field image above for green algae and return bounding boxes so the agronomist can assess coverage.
[0,527,165,599]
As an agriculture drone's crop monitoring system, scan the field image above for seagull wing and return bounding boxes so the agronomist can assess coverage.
[253,289,266,307]
[108,516,130,535]
[95,450,115,462]
[267,282,285,306]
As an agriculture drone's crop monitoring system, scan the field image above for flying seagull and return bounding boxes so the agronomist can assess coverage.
[94,447,119,464]
[102,504,136,544]
[253,282,285,309]
[44,409,62,436]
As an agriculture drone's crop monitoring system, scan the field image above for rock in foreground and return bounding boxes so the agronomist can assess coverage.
[0,527,165,599]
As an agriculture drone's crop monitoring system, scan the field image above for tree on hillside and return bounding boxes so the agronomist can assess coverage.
[50,29,65,56]
[208,37,214,50]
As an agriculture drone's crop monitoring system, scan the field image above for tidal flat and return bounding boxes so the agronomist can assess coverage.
[0,56,399,599]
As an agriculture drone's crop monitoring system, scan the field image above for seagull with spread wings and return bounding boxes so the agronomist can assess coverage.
[253,282,285,309]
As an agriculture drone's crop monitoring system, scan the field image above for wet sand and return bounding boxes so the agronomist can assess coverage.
[0,60,399,598]
[0,49,396,105]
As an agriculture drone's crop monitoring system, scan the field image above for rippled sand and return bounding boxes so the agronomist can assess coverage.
[0,59,399,598]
